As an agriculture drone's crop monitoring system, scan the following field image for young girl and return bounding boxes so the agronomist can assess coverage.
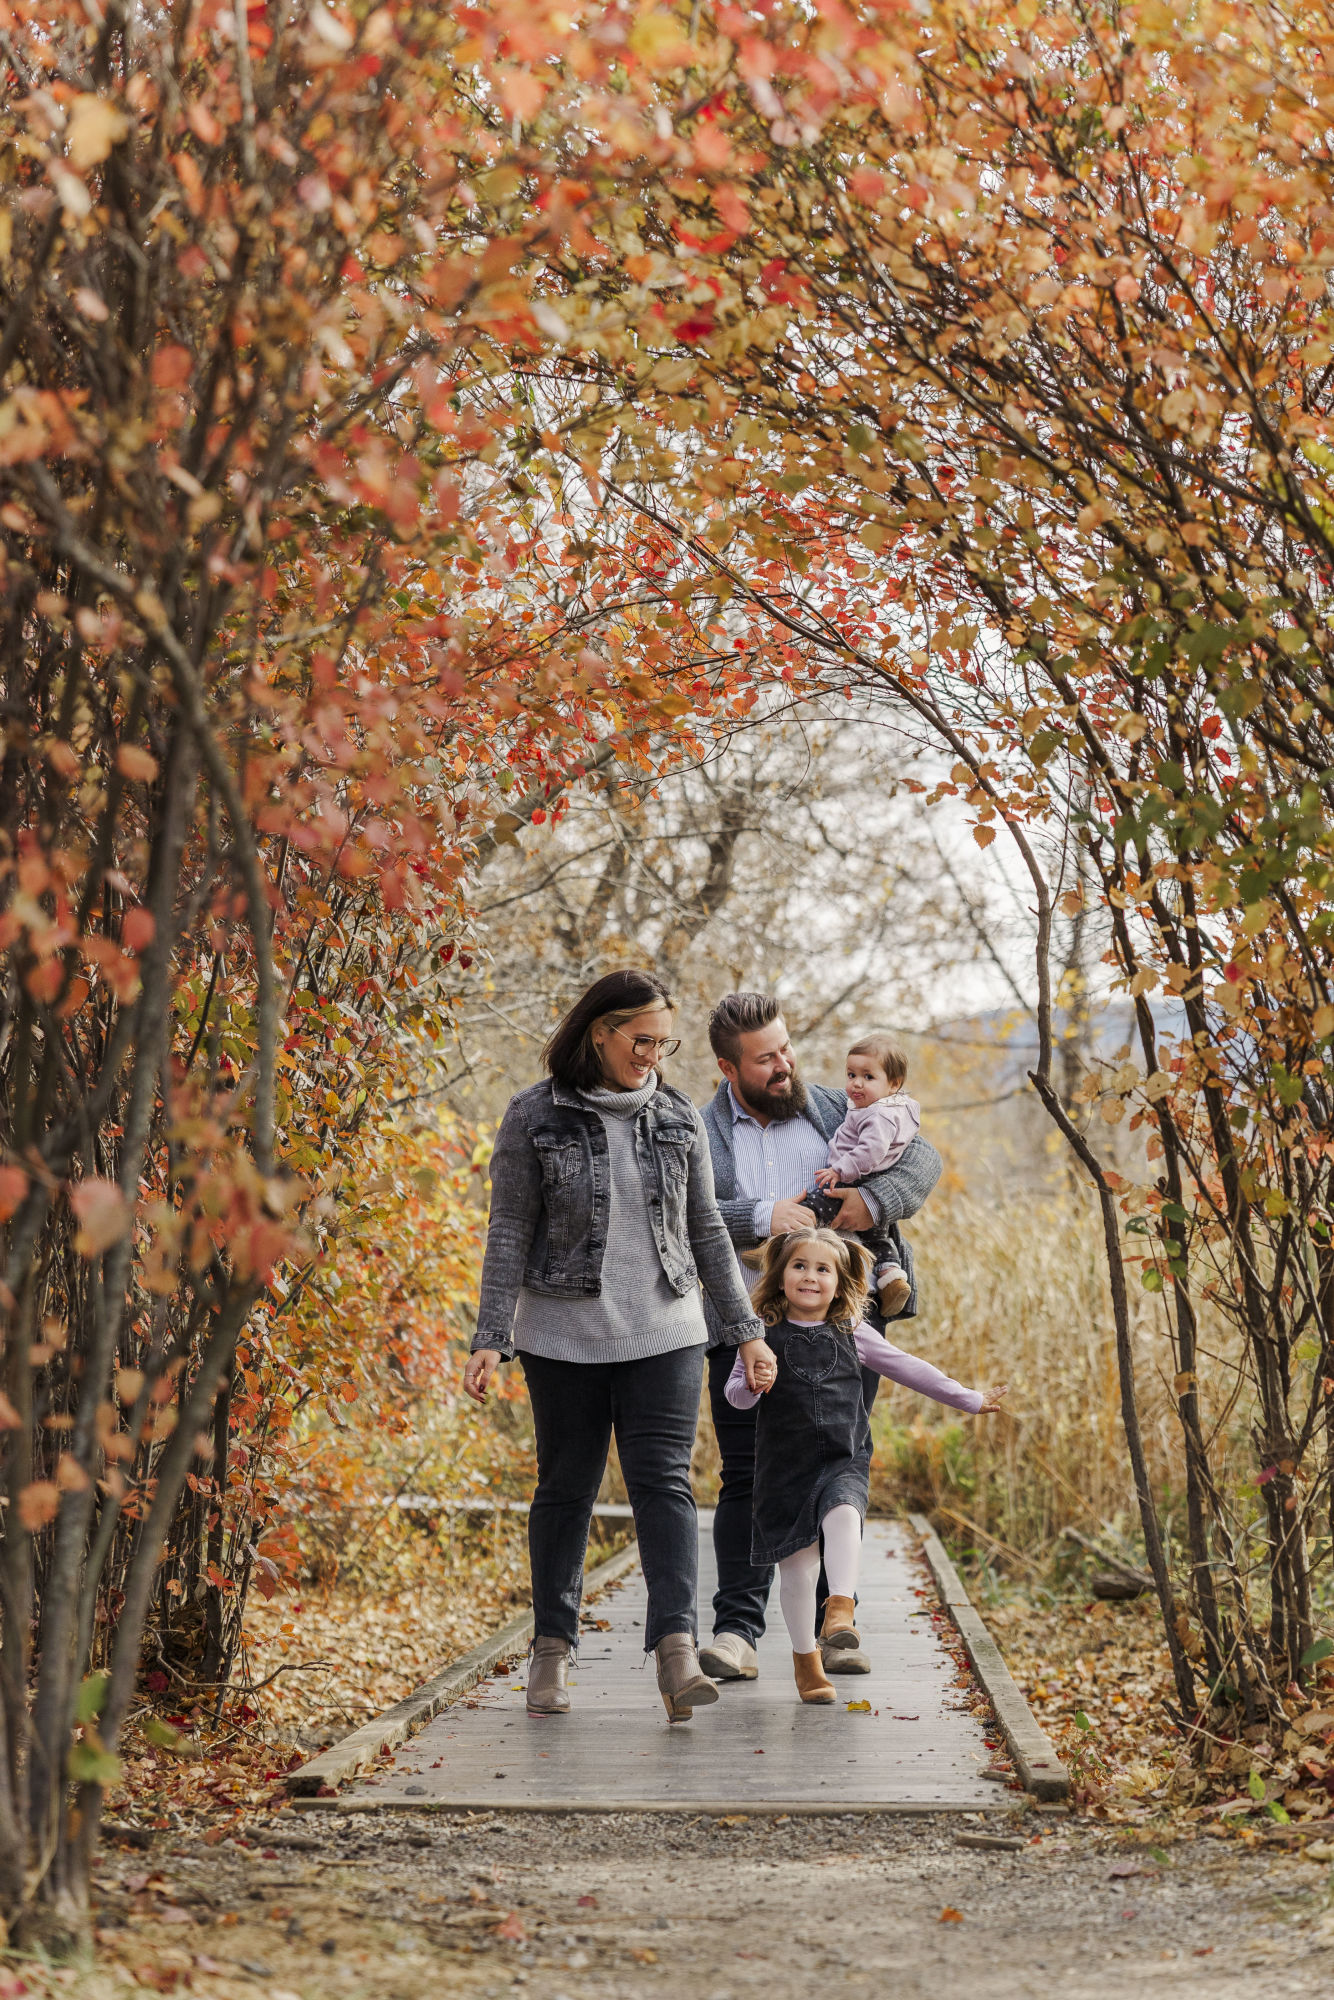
[812,1033,920,1317]
[726,1229,1006,1704]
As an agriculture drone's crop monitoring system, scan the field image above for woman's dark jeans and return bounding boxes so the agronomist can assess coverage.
[521,1346,705,1653]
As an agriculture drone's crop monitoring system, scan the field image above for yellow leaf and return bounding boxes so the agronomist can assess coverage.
[973,825,996,848]
[846,1699,871,1711]
[66,95,129,171]
[628,11,694,68]
[1173,1371,1197,1396]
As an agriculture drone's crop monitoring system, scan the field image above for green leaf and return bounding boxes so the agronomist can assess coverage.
[1141,1268,1164,1293]
[76,1671,109,1725]
[1300,1637,1334,1668]
[1266,1801,1291,1824]
[1248,1767,1266,1801]
[68,1736,123,1789]
[1074,1711,1094,1732]
[139,1714,183,1750]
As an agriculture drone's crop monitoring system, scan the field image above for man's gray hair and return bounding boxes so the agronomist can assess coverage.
[708,991,782,1066]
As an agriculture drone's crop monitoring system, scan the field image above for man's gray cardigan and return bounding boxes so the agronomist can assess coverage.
[697,1079,942,1346]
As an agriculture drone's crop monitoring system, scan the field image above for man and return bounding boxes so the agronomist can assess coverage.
[696,992,942,1682]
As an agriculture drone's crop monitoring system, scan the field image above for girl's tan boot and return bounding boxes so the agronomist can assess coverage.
[793,1650,837,1704]
[819,1594,862,1652]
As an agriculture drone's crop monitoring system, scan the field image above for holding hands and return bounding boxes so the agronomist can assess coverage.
[739,1337,778,1394]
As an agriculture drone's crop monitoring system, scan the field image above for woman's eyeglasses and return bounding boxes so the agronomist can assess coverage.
[611,1026,681,1059]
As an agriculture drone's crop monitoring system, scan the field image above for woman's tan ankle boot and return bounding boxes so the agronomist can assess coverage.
[793,1650,837,1704]
[526,1637,571,1716]
[819,1595,862,1651]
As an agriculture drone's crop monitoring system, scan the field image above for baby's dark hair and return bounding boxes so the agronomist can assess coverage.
[847,1032,908,1089]
[750,1228,872,1332]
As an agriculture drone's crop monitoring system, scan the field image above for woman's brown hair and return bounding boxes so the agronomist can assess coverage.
[542,968,674,1092]
[750,1229,872,1332]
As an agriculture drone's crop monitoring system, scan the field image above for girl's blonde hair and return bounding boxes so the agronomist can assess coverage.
[751,1229,872,1331]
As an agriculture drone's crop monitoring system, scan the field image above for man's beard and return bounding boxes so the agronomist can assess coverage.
[737,1068,809,1122]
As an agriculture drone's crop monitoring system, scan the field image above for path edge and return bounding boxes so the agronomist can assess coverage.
[909,1511,1070,1803]
[284,1540,641,1798]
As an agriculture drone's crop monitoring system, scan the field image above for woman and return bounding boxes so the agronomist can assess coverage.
[463,968,772,1722]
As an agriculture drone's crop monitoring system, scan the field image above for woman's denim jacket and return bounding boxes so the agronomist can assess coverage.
[472,1078,765,1358]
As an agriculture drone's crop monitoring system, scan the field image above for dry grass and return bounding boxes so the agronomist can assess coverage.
[867,1189,1237,1569]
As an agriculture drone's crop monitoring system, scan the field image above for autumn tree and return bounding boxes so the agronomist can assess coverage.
[408,0,1334,1723]
[0,0,727,1950]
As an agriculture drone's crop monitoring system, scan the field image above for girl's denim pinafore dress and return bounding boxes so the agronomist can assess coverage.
[750,1318,872,1565]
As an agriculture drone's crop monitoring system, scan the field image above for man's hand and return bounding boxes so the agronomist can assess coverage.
[771,1197,817,1234]
[464,1348,502,1403]
[739,1337,777,1393]
[827,1186,874,1233]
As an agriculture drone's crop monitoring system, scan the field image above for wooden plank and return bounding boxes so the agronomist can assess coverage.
[339,1520,1011,1814]
[909,1512,1070,1803]
[292,1795,1020,1818]
[284,1541,640,1798]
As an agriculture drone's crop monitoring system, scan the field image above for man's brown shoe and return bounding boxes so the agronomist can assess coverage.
[820,1595,870,1672]
[821,1640,872,1674]
[793,1650,837,1704]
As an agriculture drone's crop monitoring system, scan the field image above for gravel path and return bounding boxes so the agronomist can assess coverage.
[94,1806,1334,1998]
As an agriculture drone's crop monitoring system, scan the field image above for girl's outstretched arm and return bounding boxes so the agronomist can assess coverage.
[851,1321,985,1414]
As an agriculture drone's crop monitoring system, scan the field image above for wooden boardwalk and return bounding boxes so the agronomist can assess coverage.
[348,1519,1012,1814]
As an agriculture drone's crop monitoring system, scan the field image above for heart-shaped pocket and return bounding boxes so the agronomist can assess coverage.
[782,1328,841,1385]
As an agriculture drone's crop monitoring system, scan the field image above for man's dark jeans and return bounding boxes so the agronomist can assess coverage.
[521,1346,705,1653]
[706,1345,774,1643]
[706,1345,881,1642]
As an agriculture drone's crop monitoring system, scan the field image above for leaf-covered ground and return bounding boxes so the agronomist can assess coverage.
[11,1806,1334,2000]
[10,1560,1333,1998]
[989,1587,1334,1839]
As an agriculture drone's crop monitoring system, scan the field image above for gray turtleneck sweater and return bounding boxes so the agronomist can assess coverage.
[510,1078,708,1365]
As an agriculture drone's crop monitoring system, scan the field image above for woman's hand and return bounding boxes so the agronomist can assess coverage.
[978,1381,1009,1415]
[464,1348,503,1403]
[739,1337,777,1394]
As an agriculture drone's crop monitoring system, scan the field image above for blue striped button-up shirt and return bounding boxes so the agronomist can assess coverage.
[727,1086,833,1240]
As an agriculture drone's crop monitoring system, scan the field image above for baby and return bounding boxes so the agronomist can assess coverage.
[809,1033,920,1318]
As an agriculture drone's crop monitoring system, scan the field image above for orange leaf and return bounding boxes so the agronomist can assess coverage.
[69,1178,131,1255]
[939,1907,964,1924]
[18,1481,60,1531]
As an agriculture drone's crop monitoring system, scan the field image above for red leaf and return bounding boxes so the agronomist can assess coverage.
[0,1165,28,1221]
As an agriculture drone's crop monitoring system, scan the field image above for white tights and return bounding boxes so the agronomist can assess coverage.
[775,1505,862,1654]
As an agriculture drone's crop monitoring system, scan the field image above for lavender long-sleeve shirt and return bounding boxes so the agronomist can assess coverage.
[826,1094,921,1183]
[725,1318,983,1415]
